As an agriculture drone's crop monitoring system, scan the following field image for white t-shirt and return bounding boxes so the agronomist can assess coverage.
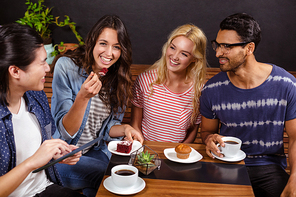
[9,97,52,197]
[132,69,201,142]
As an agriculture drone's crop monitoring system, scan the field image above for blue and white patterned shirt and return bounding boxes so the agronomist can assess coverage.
[0,91,62,185]
[200,65,296,169]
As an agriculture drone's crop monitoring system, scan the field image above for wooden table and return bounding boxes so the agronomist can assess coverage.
[96,141,254,196]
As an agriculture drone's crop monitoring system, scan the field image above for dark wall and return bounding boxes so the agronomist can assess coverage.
[1,0,296,71]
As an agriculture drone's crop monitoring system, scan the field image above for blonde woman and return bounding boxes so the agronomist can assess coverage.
[131,24,207,143]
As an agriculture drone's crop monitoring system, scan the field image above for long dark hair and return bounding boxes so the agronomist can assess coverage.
[52,15,133,113]
[0,23,43,106]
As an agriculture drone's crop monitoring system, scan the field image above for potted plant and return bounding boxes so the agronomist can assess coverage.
[16,0,84,63]
[129,145,161,175]
[50,14,85,56]
[51,42,79,57]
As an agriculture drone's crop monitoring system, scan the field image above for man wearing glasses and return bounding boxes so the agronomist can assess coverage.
[200,13,296,197]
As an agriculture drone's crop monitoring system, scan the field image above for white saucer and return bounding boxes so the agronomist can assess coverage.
[211,150,246,162]
[164,147,203,163]
[108,140,142,156]
[103,176,145,195]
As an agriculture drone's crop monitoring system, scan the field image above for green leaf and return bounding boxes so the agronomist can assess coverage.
[16,0,84,44]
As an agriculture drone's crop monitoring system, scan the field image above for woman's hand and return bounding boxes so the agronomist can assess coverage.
[123,124,145,144]
[78,72,102,100]
[109,124,144,144]
[62,72,102,136]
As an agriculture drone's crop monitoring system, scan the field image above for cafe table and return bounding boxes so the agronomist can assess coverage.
[96,141,254,196]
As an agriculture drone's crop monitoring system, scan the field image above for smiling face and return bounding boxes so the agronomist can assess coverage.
[19,46,50,91]
[92,28,122,74]
[215,30,248,72]
[166,36,196,74]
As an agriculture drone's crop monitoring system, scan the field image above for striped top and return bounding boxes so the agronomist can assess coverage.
[77,94,110,153]
[132,69,201,142]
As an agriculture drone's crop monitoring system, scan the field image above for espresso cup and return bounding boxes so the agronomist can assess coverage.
[217,136,242,158]
[111,164,138,188]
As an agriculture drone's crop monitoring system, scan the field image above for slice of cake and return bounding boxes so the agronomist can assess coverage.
[116,141,133,153]
[99,68,108,76]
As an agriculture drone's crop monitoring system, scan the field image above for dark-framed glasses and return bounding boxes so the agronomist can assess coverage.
[211,40,250,54]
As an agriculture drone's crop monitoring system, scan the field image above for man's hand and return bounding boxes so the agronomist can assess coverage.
[200,116,221,158]
[281,174,296,197]
[282,119,296,196]
[205,134,225,158]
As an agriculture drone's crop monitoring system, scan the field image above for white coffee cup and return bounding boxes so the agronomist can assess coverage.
[217,136,242,158]
[111,165,138,188]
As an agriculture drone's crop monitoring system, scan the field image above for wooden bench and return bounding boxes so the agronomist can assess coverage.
[45,64,296,174]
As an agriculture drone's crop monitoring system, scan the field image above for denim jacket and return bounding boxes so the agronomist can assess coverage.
[51,57,123,159]
[0,91,63,185]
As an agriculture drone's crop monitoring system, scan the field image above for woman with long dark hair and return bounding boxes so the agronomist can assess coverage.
[51,15,143,197]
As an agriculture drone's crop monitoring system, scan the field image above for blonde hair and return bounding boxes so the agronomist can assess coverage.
[149,24,208,124]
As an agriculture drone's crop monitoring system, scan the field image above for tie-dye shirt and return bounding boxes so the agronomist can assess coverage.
[200,65,296,169]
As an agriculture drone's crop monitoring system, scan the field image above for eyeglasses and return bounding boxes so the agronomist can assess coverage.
[211,40,250,54]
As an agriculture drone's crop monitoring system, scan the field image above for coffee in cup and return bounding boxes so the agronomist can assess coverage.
[111,165,138,188]
[115,169,135,176]
[217,136,242,158]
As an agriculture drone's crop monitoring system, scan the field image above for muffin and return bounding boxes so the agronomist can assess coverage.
[175,144,192,159]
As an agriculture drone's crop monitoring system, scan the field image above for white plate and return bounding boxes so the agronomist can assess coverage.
[164,147,203,163]
[103,176,145,195]
[108,140,142,156]
[211,150,246,162]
